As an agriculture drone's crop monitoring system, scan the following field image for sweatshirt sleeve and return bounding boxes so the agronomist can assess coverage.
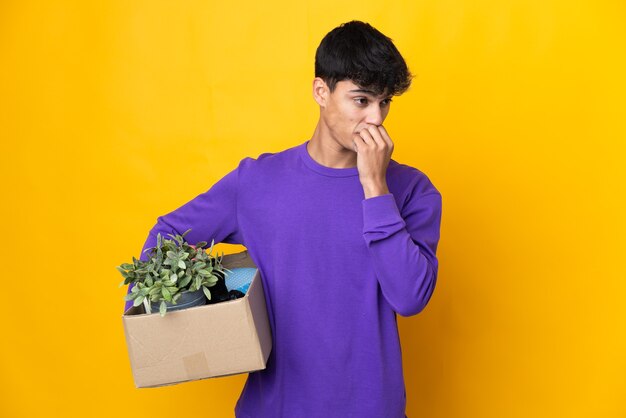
[123,162,243,313]
[362,179,442,317]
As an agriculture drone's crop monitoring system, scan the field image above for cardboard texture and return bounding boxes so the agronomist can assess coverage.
[122,250,273,388]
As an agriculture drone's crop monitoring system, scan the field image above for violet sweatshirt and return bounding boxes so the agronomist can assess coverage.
[125,140,442,418]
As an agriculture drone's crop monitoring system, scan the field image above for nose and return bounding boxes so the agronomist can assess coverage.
[365,106,384,126]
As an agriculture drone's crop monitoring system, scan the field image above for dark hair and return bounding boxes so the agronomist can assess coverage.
[314,20,413,97]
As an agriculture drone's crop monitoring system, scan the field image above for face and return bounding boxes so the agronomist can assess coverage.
[314,78,393,151]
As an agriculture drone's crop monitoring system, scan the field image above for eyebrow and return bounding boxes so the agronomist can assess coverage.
[348,89,391,98]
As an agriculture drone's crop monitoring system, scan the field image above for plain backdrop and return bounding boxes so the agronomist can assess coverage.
[1,1,625,417]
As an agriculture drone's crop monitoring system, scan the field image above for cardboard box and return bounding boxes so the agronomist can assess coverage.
[122,250,272,388]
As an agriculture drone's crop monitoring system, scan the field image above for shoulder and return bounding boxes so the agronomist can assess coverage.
[237,143,301,176]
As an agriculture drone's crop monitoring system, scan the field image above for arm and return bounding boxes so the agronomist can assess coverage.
[362,180,442,317]
[123,162,244,313]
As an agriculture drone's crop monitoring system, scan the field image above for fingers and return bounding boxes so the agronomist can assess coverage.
[360,124,392,150]
[357,127,374,145]
[377,125,394,149]
[353,130,366,151]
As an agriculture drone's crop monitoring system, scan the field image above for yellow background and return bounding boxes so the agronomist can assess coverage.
[1,1,624,417]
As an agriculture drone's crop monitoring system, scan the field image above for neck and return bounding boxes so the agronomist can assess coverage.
[308,120,357,169]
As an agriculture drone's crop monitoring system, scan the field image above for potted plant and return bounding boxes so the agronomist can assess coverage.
[117,228,239,317]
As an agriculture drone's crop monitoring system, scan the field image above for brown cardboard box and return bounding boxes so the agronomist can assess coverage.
[122,250,272,388]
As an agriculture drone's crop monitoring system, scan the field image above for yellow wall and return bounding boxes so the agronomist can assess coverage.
[1,1,624,417]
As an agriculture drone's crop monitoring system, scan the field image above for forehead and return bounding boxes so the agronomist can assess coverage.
[336,80,389,98]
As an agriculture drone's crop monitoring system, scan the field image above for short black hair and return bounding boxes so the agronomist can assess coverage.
[314,20,413,97]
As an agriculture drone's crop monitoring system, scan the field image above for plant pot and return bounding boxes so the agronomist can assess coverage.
[205,270,231,305]
[150,288,207,313]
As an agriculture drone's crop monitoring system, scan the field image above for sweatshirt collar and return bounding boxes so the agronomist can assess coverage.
[298,140,360,178]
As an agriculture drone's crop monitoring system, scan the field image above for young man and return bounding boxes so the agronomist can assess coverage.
[126,20,442,418]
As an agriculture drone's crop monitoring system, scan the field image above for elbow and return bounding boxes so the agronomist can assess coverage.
[393,268,437,318]
[394,304,423,318]
[393,297,429,318]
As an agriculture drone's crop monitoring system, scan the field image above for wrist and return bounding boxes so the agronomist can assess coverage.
[362,180,389,199]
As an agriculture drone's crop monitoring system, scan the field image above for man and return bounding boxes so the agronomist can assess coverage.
[126,20,442,418]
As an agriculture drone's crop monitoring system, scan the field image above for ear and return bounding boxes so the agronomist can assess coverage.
[312,77,329,108]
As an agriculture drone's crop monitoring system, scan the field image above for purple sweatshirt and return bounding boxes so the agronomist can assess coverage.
[125,139,442,418]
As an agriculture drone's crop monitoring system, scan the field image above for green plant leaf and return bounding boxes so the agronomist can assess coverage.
[198,269,210,276]
[178,275,192,288]
[193,262,206,271]
[170,273,177,284]
[162,287,171,301]
[133,295,145,307]
[202,286,211,300]
[160,301,167,317]
[143,297,151,314]
[178,260,186,269]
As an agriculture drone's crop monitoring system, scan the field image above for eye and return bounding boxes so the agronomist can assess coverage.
[354,97,393,107]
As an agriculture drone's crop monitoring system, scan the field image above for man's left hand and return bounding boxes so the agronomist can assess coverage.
[353,124,393,198]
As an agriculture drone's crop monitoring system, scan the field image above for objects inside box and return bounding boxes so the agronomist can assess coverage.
[118,228,257,316]
[124,266,258,316]
[159,266,256,307]
[205,267,256,304]
[225,267,257,295]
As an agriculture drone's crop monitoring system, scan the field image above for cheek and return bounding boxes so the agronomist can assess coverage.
[339,107,360,127]
[327,102,361,133]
